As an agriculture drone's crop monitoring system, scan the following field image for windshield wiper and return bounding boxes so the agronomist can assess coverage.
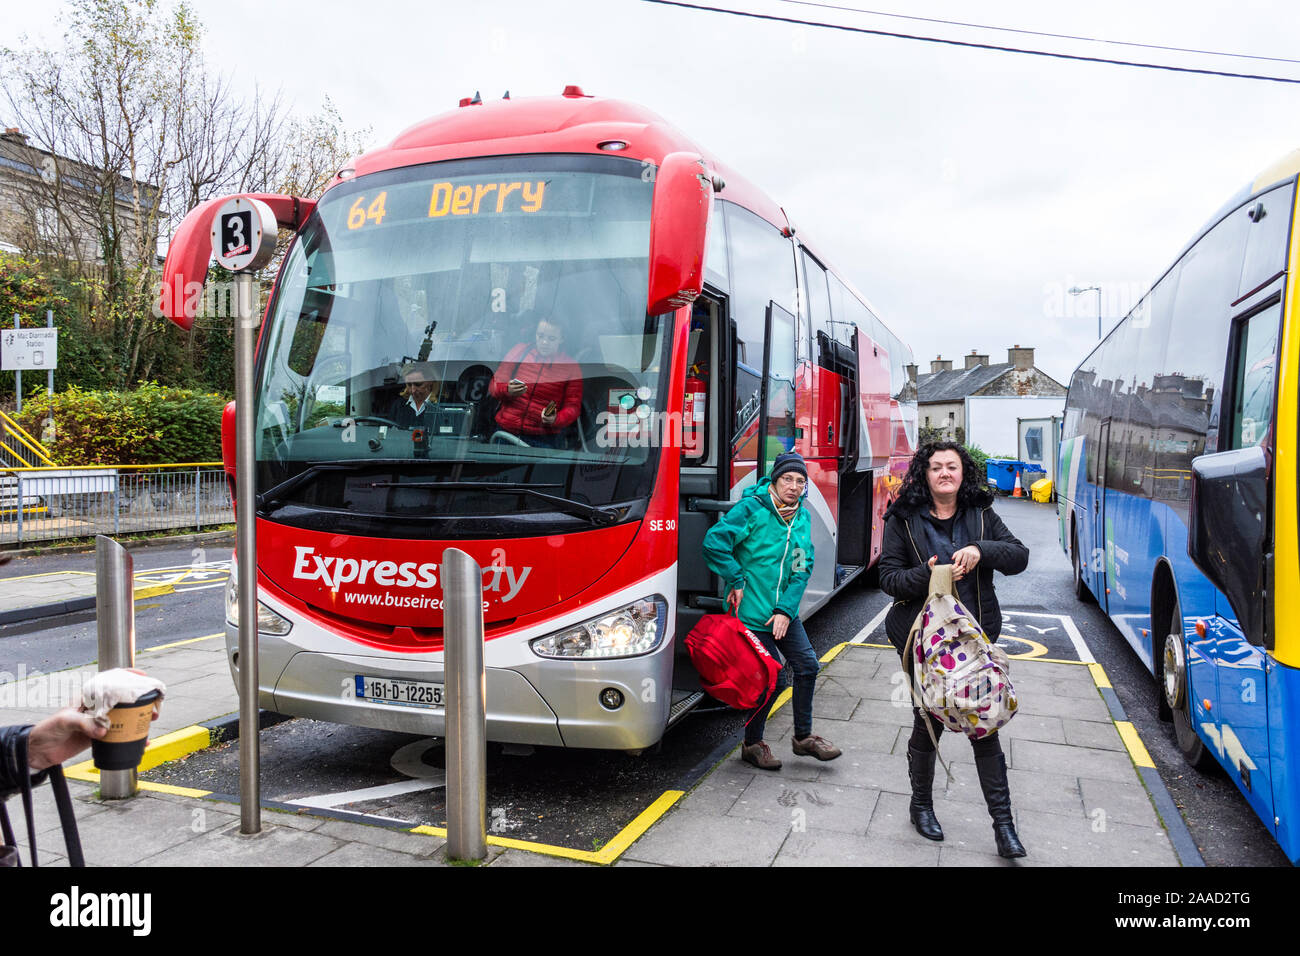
[369,480,623,527]
[257,463,357,512]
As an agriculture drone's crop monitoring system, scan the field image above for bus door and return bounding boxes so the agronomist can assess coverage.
[676,292,727,604]
[1095,419,1112,613]
[1190,297,1283,822]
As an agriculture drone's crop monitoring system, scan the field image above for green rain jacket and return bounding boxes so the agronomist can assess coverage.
[702,477,815,634]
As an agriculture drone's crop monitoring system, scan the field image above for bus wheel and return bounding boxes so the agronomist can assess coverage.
[1162,596,1213,771]
[1071,528,1094,604]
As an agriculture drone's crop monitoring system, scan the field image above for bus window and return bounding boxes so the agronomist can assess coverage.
[726,203,797,444]
[828,274,868,347]
[1239,184,1294,297]
[1164,211,1249,456]
[1228,302,1281,449]
[705,197,729,290]
[765,302,797,460]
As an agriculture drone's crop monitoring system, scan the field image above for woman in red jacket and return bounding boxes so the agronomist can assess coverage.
[489,316,583,448]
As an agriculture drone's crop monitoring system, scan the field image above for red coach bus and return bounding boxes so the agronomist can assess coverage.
[160,88,916,752]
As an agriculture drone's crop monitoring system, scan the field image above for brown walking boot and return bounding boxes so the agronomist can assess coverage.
[792,734,842,761]
[741,740,782,770]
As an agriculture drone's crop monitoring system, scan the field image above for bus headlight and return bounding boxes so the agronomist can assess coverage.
[530,596,666,659]
[224,569,293,636]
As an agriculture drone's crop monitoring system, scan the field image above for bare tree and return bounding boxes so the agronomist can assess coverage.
[1,0,371,389]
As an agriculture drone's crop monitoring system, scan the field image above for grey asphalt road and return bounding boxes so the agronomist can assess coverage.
[0,541,231,674]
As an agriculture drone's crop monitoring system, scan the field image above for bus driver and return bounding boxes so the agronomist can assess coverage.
[387,363,439,429]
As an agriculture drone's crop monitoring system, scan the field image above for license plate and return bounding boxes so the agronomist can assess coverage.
[355,675,444,708]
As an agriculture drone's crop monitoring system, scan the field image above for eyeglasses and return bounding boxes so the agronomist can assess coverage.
[536,333,561,343]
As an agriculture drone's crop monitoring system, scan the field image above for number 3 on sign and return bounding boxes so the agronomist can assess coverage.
[347,192,388,230]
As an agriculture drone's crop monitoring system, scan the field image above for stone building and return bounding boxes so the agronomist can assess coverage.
[908,345,1066,442]
[0,127,158,263]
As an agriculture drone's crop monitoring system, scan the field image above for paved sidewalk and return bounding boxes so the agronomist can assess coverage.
[2,624,1196,867]
[617,644,1187,867]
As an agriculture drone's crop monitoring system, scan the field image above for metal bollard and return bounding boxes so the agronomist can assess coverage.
[234,271,261,835]
[442,548,487,861]
[95,535,136,799]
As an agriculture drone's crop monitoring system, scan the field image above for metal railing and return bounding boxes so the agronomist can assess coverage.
[1,462,232,545]
[0,409,56,468]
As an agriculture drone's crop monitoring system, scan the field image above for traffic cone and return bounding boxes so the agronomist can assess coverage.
[1012,470,1024,498]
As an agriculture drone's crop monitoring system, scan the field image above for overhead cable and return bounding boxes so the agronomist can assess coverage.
[778,0,1300,67]
[640,0,1300,84]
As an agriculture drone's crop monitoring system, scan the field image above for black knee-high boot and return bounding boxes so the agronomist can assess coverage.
[974,752,1026,858]
[907,746,944,841]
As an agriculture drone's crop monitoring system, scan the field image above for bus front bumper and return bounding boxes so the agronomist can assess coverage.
[226,626,676,751]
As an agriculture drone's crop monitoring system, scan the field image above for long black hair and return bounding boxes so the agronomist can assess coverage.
[885,441,993,519]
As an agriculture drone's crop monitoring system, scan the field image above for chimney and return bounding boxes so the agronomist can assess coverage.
[1008,344,1034,371]
[930,355,952,374]
[905,363,917,384]
[1,127,27,145]
[964,350,989,370]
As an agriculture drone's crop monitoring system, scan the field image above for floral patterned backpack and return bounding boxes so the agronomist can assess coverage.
[903,563,1018,752]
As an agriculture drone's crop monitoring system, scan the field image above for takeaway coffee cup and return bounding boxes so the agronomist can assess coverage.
[91,689,161,771]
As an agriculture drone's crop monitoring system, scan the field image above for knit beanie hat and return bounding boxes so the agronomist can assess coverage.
[770,451,808,483]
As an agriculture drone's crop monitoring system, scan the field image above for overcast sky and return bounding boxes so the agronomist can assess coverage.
[7,0,1300,384]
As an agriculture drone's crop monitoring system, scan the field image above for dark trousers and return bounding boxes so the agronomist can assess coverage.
[744,617,819,745]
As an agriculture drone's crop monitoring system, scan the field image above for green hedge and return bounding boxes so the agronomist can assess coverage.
[13,383,229,466]
[964,444,990,486]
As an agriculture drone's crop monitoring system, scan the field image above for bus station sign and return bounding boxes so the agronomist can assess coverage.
[1,327,58,371]
[210,195,278,273]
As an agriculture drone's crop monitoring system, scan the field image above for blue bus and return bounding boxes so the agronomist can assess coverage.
[1058,149,1300,864]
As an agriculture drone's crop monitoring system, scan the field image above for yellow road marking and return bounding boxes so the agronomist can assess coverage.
[141,632,223,653]
[137,726,211,771]
[409,789,685,865]
[591,789,682,864]
[819,641,847,664]
[64,723,212,780]
[767,687,793,716]
[0,570,96,581]
[64,761,213,799]
[1089,662,1112,687]
[1115,720,1157,768]
[999,635,1050,659]
[133,583,174,601]
[135,781,213,798]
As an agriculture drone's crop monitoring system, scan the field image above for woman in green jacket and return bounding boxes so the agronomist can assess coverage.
[702,452,840,770]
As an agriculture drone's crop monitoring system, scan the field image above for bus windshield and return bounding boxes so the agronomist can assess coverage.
[254,154,668,535]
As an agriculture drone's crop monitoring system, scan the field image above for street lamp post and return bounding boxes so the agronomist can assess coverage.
[1069,285,1102,338]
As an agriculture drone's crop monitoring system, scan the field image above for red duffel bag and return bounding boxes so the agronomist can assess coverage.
[684,612,782,710]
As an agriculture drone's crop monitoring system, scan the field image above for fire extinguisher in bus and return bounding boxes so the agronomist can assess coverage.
[683,364,706,456]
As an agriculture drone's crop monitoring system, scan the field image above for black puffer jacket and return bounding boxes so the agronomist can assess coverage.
[878,504,1029,652]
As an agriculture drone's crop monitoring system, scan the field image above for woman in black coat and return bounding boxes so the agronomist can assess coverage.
[878,441,1029,858]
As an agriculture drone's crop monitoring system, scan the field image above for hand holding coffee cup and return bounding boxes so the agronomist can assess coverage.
[81,669,166,772]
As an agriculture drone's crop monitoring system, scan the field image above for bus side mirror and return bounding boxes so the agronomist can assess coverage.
[646,152,713,316]
[1188,445,1269,646]
[158,193,317,330]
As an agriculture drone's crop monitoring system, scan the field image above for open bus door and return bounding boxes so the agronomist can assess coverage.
[671,291,730,706]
